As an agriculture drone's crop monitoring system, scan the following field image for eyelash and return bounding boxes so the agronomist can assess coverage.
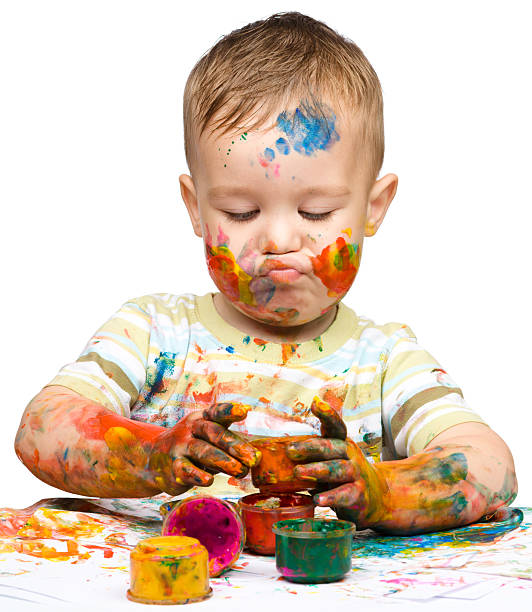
[224,211,332,223]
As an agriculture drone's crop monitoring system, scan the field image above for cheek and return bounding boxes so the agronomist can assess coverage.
[203,229,258,306]
[310,237,361,298]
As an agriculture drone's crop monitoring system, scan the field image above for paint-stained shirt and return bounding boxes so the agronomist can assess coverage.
[47,293,485,497]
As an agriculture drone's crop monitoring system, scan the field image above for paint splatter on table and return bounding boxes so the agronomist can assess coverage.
[1,497,531,609]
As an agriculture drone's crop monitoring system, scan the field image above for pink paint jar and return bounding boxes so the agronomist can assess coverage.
[161,495,244,577]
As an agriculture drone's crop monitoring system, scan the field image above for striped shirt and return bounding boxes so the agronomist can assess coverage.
[48,293,484,496]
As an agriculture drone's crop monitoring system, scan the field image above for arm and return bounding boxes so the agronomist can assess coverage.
[14,385,260,498]
[288,398,517,535]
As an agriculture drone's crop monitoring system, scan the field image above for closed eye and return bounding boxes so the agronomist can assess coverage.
[224,210,259,222]
[299,211,333,221]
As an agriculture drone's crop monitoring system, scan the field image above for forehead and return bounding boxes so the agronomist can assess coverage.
[194,101,368,186]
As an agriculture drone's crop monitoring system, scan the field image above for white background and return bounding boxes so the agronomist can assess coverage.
[1,0,530,509]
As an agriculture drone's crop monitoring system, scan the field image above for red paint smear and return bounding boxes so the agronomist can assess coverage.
[254,338,267,347]
[192,389,216,405]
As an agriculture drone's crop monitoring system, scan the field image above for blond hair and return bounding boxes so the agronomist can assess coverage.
[183,12,384,181]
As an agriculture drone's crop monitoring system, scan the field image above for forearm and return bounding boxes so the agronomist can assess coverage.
[15,385,166,497]
[365,437,517,534]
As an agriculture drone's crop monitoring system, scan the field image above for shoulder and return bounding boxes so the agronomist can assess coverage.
[121,293,200,319]
[108,293,202,334]
[342,303,417,349]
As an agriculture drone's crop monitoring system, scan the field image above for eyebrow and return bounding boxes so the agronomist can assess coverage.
[207,185,351,199]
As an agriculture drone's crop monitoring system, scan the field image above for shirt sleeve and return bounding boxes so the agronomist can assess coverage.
[46,301,151,416]
[381,325,485,457]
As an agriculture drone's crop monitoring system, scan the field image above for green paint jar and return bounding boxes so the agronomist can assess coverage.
[272,518,355,583]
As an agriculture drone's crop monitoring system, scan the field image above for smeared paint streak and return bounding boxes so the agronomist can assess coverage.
[281,343,299,364]
[276,102,340,157]
[254,338,267,349]
[342,227,352,238]
[143,352,177,405]
[275,138,291,155]
[225,346,235,354]
[217,226,230,246]
[242,336,251,345]
[311,237,361,298]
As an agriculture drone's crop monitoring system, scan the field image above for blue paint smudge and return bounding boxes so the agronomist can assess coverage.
[275,138,290,155]
[63,448,69,460]
[144,352,177,405]
[243,336,251,344]
[264,148,275,162]
[276,102,339,156]
[226,345,235,353]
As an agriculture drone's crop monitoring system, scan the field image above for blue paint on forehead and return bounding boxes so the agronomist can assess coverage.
[276,104,340,156]
[275,138,291,155]
[264,148,275,162]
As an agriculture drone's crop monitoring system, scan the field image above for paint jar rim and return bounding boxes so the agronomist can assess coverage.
[272,518,356,539]
[131,535,204,559]
[238,492,314,514]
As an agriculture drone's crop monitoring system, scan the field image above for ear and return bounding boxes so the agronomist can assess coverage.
[365,173,398,237]
[179,174,203,237]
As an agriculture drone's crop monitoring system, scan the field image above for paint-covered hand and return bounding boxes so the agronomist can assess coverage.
[148,402,261,496]
[286,397,387,529]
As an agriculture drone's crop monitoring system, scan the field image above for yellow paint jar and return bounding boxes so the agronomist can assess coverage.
[127,536,212,605]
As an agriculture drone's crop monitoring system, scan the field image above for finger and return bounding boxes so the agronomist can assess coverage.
[173,456,213,488]
[311,397,347,440]
[192,419,261,468]
[203,402,250,427]
[187,438,248,478]
[286,438,348,462]
[314,481,364,507]
[294,459,354,484]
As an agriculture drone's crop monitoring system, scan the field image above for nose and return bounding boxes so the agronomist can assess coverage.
[260,211,302,254]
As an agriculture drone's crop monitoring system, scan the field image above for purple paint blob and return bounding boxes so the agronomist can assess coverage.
[161,496,244,577]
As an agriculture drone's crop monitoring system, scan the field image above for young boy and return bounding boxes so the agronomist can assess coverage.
[15,12,516,535]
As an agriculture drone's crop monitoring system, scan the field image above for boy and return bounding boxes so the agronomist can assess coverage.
[15,12,516,535]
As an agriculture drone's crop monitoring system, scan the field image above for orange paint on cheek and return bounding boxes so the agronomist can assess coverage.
[310,237,361,298]
[205,242,256,306]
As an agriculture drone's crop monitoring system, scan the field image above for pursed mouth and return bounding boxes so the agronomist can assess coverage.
[258,257,310,276]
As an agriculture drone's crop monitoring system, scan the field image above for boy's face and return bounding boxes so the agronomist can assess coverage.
[180,102,397,331]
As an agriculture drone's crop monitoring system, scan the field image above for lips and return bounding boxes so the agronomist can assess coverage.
[258,257,310,276]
